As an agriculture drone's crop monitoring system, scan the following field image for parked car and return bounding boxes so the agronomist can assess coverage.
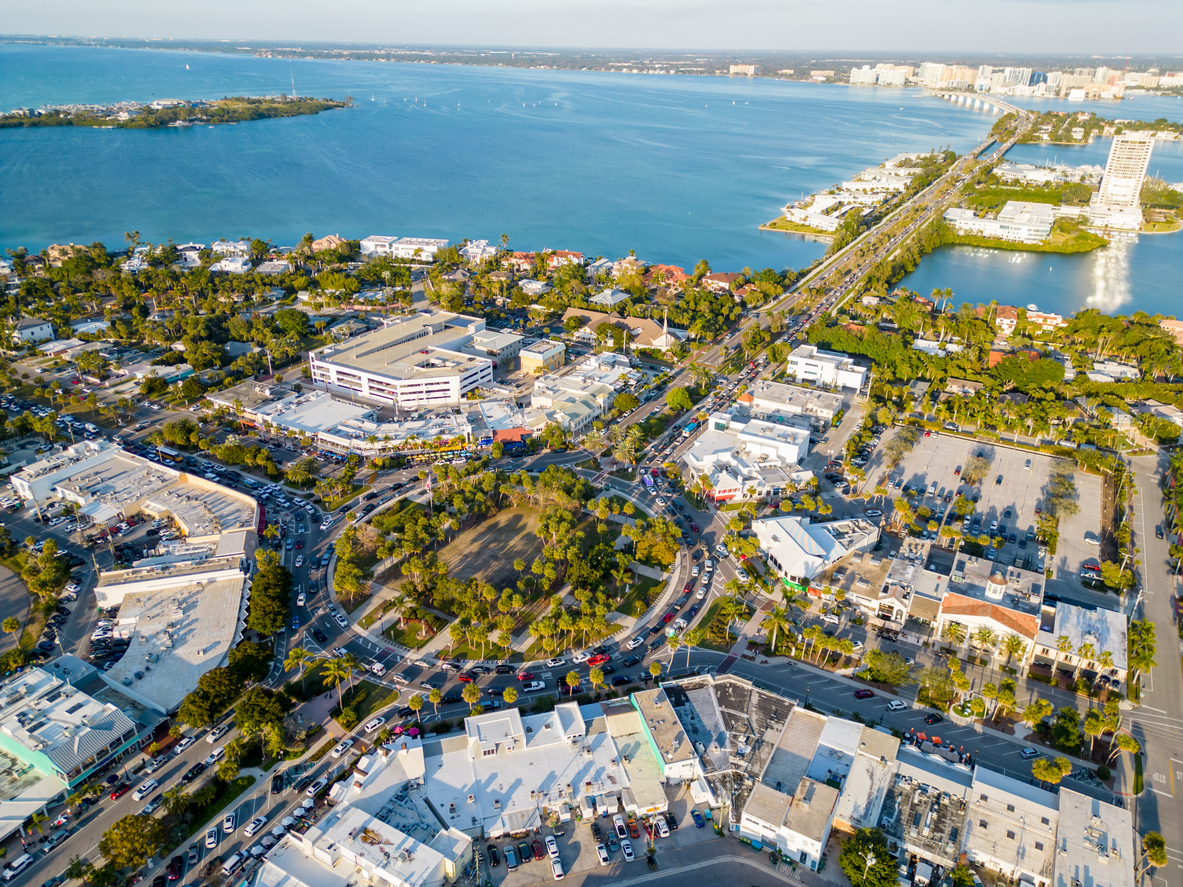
[853,689,874,700]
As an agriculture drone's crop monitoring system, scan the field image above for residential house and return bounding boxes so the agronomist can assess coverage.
[13,317,54,344]
[311,234,347,253]
[702,271,742,294]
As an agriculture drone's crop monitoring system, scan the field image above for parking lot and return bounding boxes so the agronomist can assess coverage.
[870,432,1105,594]
[484,790,714,887]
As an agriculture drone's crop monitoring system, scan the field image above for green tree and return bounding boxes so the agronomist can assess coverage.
[666,387,694,412]
[838,828,899,887]
[1141,832,1168,872]
[408,693,424,723]
[1050,707,1084,754]
[284,646,316,692]
[862,649,914,686]
[321,655,356,709]
[1,616,19,640]
[98,815,167,868]
[462,682,481,712]
[502,686,518,707]
[429,688,442,715]
[227,640,273,683]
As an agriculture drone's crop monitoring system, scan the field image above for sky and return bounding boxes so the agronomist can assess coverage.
[1,0,1180,54]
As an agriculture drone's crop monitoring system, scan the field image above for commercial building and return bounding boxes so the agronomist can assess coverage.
[1053,788,1135,887]
[934,557,1045,665]
[740,381,844,423]
[1032,602,1128,687]
[0,659,161,841]
[943,201,1056,243]
[880,746,972,870]
[785,344,867,390]
[963,767,1059,887]
[753,515,879,595]
[519,339,566,375]
[683,411,812,502]
[309,310,495,409]
[1089,132,1155,230]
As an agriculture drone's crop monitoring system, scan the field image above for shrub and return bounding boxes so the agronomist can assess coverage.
[1096,765,1111,781]
[337,707,358,730]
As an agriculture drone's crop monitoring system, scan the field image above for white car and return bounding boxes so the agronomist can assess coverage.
[204,746,225,766]
[691,565,700,577]
[735,568,750,584]
[306,777,328,796]
[545,657,566,668]
[132,779,158,801]
[550,858,564,881]
[613,814,628,839]
[715,544,730,558]
[703,559,714,571]
[294,555,304,568]
[332,647,348,658]
[621,839,635,862]
[335,614,349,629]
[596,843,609,866]
[244,815,268,838]
[174,736,195,755]
[865,509,882,518]
[364,717,387,734]
[223,811,237,833]
[656,817,670,838]
[205,827,218,849]
[700,572,710,585]
[696,586,707,599]
[886,700,909,712]
[522,681,545,692]
[627,635,645,650]
[331,739,355,758]
[208,723,231,743]
[545,836,559,859]
[571,650,591,664]
[296,592,306,606]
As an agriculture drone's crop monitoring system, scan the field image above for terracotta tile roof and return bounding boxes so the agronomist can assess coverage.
[939,593,1039,639]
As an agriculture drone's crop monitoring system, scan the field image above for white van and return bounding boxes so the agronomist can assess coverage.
[820,613,840,626]
[2,854,33,881]
[221,853,245,877]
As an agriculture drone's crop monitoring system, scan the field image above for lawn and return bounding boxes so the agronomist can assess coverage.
[285,660,333,703]
[615,576,661,617]
[332,679,402,726]
[437,506,544,590]
[697,599,752,653]
[383,613,445,649]
[321,484,371,512]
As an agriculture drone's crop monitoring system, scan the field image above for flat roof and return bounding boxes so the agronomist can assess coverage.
[313,311,487,382]
[762,708,825,793]
[0,667,139,776]
[1055,788,1135,887]
[783,777,840,842]
[98,567,247,714]
[746,380,844,416]
[1040,603,1128,671]
[631,688,695,767]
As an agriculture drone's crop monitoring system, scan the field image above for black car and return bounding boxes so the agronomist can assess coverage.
[180,763,206,785]
[442,693,462,704]
[1157,526,1165,539]
[397,706,415,718]
[487,845,500,867]
[924,713,944,725]
[665,811,678,831]
[612,676,632,687]
[152,877,167,887]
[363,492,379,501]
[495,664,514,674]
[271,775,285,794]
[312,629,329,644]
[470,665,492,675]
[486,687,504,697]
[591,823,603,841]
[623,656,641,667]
[599,665,615,675]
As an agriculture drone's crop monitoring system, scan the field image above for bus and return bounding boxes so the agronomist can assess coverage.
[680,421,699,440]
[155,446,184,465]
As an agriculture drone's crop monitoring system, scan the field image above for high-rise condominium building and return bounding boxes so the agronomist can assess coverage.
[1089,131,1155,229]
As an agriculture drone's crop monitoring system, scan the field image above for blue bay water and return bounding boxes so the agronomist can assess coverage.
[0,44,994,271]
[899,138,1183,318]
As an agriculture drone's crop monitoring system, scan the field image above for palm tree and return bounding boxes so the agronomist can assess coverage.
[1,616,19,642]
[761,605,793,653]
[321,656,355,709]
[648,660,663,681]
[1053,634,1073,678]
[462,683,481,712]
[1096,649,1115,677]
[684,627,704,667]
[429,688,442,716]
[588,667,606,696]
[1001,634,1025,666]
[284,647,316,692]
[942,621,967,649]
[973,626,998,658]
[666,635,681,664]
[1075,642,1096,678]
[780,589,804,625]
[502,687,518,708]
[408,693,424,723]
[1127,620,1157,685]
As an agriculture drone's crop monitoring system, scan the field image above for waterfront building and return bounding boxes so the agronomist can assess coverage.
[210,239,250,256]
[308,310,495,409]
[785,344,867,390]
[310,234,347,252]
[729,64,760,76]
[943,201,1055,243]
[360,234,400,256]
[1089,132,1155,230]
[459,239,498,263]
[210,255,252,274]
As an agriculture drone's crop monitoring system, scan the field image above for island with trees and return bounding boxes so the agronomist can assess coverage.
[0,94,350,130]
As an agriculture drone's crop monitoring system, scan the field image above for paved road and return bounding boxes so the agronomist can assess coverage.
[1128,454,1183,887]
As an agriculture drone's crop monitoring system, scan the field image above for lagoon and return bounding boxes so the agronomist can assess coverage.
[0,43,992,270]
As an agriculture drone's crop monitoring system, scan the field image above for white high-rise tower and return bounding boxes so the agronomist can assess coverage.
[1089,131,1155,229]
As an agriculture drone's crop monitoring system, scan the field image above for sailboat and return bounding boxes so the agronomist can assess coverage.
[185,64,190,70]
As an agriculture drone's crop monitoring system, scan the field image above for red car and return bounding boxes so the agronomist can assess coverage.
[690,523,700,533]
[457,673,474,683]
[532,840,545,861]
[588,653,610,667]
[854,689,875,700]
[516,672,535,681]
[295,540,303,549]
[662,611,675,624]
[110,784,131,800]
[682,583,693,595]
[627,819,641,839]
